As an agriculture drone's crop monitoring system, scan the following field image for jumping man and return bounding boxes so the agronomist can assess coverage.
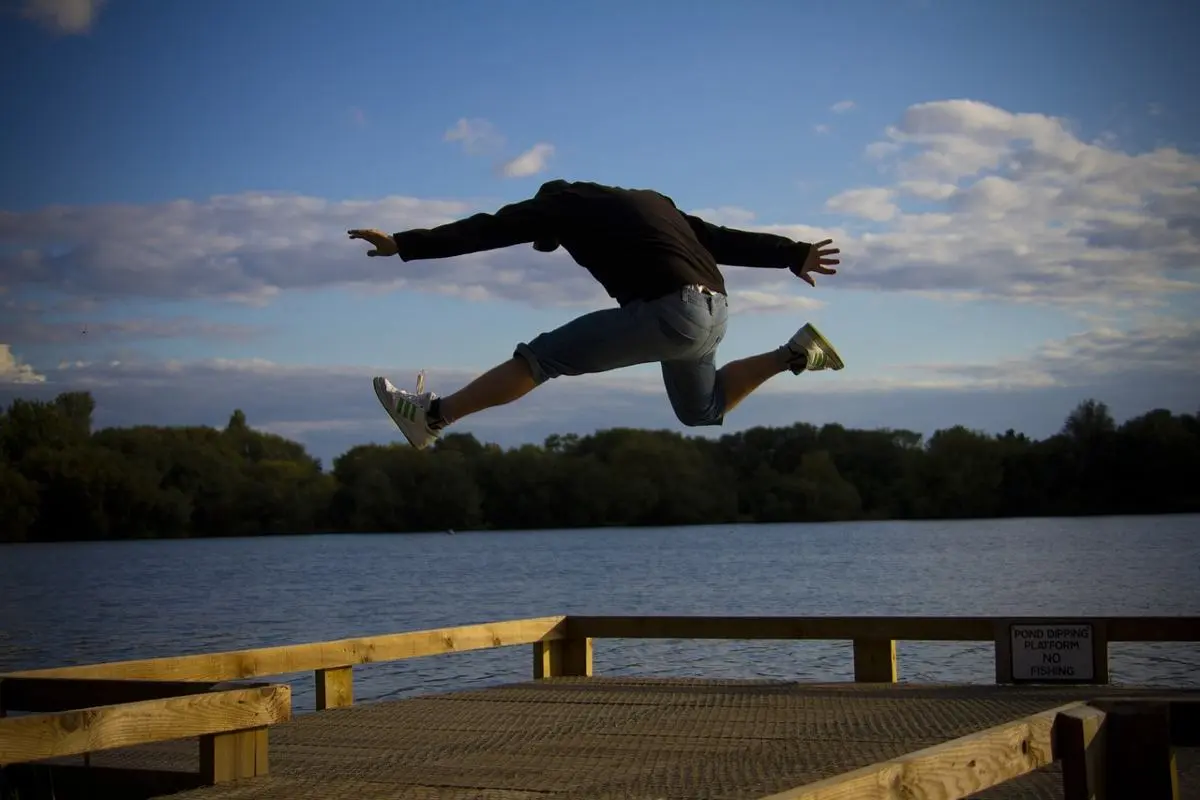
[348,179,844,450]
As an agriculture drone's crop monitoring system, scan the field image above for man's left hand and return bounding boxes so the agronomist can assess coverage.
[791,238,840,287]
[348,229,398,257]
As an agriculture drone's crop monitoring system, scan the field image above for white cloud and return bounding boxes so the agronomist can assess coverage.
[0,345,46,384]
[20,0,102,34]
[727,289,825,314]
[896,180,958,201]
[825,188,898,221]
[813,124,831,135]
[0,314,264,344]
[835,98,1200,306]
[687,206,759,227]
[3,97,1197,318]
[831,100,856,114]
[2,321,1195,463]
[499,143,555,178]
[443,118,505,156]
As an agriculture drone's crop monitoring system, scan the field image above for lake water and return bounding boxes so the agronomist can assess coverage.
[2,515,1198,713]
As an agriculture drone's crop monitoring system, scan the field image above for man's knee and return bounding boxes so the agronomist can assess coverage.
[671,403,725,427]
[513,343,553,385]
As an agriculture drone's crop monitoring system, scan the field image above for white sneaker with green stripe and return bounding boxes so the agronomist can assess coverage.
[373,371,440,450]
[782,322,845,375]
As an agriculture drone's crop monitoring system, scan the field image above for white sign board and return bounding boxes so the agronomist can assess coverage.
[1010,623,1094,682]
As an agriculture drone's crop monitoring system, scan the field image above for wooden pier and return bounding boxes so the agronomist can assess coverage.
[2,615,1199,799]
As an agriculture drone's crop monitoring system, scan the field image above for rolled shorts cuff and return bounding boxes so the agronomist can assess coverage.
[513,342,551,385]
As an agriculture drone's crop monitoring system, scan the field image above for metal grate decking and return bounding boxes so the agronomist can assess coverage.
[37,678,1200,799]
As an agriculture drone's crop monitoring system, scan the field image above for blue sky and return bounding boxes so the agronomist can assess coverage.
[2,0,1198,464]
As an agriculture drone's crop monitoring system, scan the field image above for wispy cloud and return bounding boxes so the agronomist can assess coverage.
[4,321,1196,460]
[19,0,104,35]
[813,124,831,135]
[443,117,506,156]
[499,143,555,178]
[3,98,1198,317]
[831,100,856,114]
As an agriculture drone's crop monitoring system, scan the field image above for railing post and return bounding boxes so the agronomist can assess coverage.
[1054,705,1107,800]
[199,727,269,784]
[852,638,897,682]
[315,666,353,710]
[533,637,592,679]
[1105,701,1178,799]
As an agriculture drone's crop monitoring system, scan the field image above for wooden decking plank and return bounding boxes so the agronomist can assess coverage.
[30,678,1194,800]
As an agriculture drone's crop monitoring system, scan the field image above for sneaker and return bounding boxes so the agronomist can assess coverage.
[781,322,845,375]
[373,373,440,450]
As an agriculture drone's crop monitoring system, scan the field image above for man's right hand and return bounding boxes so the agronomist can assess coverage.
[348,228,398,258]
[791,239,840,287]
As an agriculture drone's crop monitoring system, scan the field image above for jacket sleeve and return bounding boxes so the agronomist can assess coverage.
[392,196,553,261]
[683,214,811,269]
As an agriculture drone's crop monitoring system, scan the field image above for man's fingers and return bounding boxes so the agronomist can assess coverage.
[814,238,833,248]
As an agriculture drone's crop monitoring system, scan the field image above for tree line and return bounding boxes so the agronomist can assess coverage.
[1,391,1197,543]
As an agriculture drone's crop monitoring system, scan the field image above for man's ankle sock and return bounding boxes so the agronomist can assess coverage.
[779,344,808,373]
[427,398,448,431]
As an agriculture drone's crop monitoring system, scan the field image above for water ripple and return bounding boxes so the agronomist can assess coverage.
[2,516,1198,714]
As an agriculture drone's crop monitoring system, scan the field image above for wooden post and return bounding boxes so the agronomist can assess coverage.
[199,727,269,784]
[1091,621,1110,684]
[1055,705,1107,800]
[533,637,592,678]
[852,638,897,683]
[1105,702,1178,799]
[315,666,353,710]
[993,620,1014,684]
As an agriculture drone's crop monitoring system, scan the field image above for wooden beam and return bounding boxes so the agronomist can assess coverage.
[1105,617,1200,642]
[566,616,998,642]
[852,638,896,683]
[1104,701,1179,799]
[755,701,1083,800]
[0,677,225,713]
[1054,705,1107,800]
[5,616,566,683]
[315,666,353,710]
[0,684,291,766]
[1088,696,1200,747]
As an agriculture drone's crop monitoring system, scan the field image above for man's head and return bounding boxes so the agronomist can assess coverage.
[533,238,560,253]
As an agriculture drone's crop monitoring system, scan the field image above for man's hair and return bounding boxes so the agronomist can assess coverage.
[533,238,560,252]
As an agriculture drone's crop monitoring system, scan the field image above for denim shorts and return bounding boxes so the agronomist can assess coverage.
[514,285,729,426]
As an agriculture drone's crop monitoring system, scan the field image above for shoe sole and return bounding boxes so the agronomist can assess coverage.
[801,323,845,370]
[373,377,433,450]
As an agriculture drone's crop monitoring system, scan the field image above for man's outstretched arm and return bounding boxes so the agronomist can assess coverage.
[682,214,812,269]
[682,214,840,287]
[349,195,553,261]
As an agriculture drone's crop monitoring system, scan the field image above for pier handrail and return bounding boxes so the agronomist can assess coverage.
[2,614,1197,797]
[3,614,1198,712]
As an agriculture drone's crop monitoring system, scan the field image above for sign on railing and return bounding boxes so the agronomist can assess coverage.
[1009,622,1095,682]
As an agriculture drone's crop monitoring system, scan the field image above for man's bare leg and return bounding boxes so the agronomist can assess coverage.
[716,322,846,415]
[716,349,789,414]
[435,357,537,426]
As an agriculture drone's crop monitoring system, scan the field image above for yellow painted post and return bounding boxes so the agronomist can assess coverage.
[199,727,269,784]
[852,638,897,683]
[533,637,593,678]
[315,666,353,710]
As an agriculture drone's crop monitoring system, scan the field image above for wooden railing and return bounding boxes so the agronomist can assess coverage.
[2,613,1198,796]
